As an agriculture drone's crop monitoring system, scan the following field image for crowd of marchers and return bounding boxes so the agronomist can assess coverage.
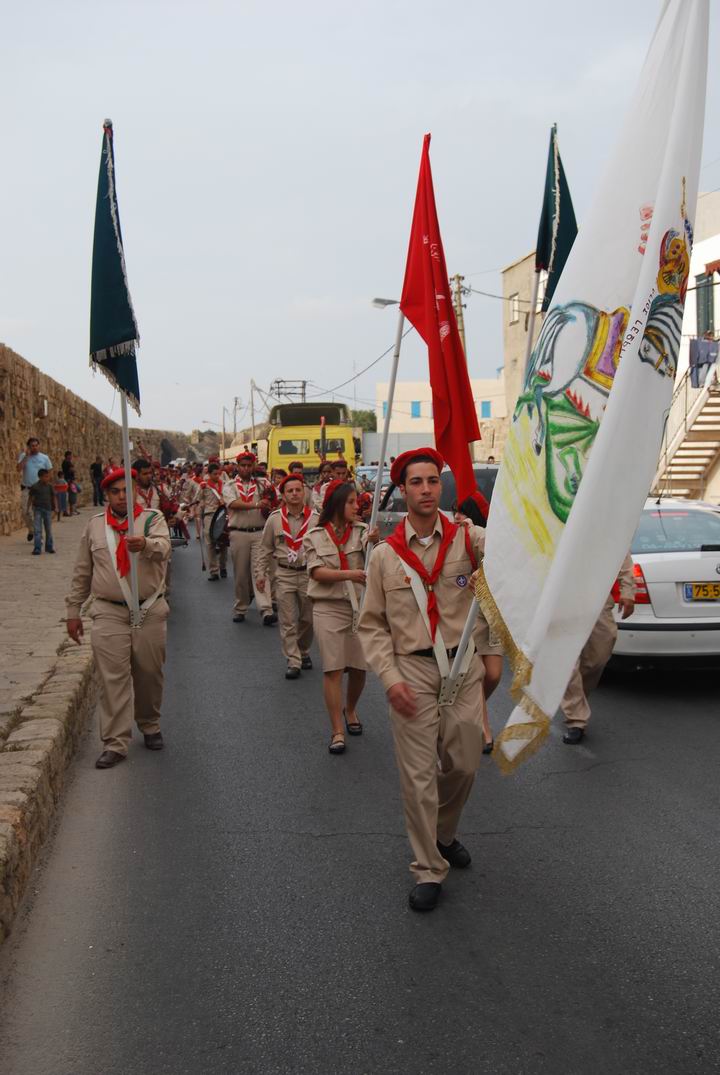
[61,446,635,913]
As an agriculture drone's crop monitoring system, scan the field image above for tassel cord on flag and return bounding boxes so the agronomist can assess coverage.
[120,394,142,626]
[473,565,550,774]
[364,310,405,574]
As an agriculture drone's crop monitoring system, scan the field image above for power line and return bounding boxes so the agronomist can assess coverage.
[306,327,414,399]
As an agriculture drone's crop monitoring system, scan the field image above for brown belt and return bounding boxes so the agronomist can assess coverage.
[98,595,165,608]
[410,646,459,659]
[278,563,306,571]
[228,526,263,533]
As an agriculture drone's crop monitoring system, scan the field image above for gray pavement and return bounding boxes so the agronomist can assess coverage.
[1,542,719,1075]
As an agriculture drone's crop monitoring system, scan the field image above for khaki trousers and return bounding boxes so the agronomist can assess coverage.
[203,516,228,575]
[90,598,168,755]
[275,566,313,668]
[560,607,617,729]
[229,530,271,616]
[390,653,485,884]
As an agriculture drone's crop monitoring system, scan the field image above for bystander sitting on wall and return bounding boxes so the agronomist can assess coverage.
[16,437,53,541]
[29,469,56,555]
[53,472,69,520]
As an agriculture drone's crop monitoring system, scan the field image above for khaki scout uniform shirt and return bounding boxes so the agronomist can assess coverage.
[65,510,171,619]
[222,478,270,529]
[197,481,225,517]
[358,516,485,691]
[303,522,367,601]
[135,484,162,512]
[606,553,636,609]
[256,508,319,575]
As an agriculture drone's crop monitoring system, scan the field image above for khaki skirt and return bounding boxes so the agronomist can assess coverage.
[475,609,504,657]
[312,599,368,673]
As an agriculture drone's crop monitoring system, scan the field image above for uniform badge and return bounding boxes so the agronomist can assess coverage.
[456,575,468,588]
[403,576,411,585]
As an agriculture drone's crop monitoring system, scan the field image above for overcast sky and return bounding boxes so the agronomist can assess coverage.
[2,1,718,435]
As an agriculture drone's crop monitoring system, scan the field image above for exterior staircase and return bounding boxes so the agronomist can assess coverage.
[652,364,720,498]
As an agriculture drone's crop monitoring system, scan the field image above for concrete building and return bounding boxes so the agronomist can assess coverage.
[653,190,720,500]
[500,254,545,417]
[375,375,507,462]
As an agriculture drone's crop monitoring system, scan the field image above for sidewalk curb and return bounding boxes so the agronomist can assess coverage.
[0,637,97,944]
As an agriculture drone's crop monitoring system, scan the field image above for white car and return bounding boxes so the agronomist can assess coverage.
[614,497,720,659]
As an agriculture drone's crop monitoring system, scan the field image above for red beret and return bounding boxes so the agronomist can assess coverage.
[390,447,444,486]
[101,466,137,491]
[322,478,346,507]
[279,474,305,492]
[236,452,256,464]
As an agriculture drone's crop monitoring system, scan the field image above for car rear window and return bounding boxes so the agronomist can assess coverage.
[631,508,720,553]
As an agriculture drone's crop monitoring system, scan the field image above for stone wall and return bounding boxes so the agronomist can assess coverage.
[0,344,194,535]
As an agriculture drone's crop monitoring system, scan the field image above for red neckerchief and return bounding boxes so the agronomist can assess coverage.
[136,484,155,509]
[237,480,258,504]
[106,505,143,578]
[281,504,312,562]
[204,479,223,501]
[324,522,353,570]
[385,514,466,642]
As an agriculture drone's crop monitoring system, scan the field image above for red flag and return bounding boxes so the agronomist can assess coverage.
[400,133,481,505]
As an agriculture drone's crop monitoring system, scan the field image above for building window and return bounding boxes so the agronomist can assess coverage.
[696,274,715,337]
[536,270,548,313]
[480,400,491,419]
[382,401,388,418]
[411,401,421,418]
[509,293,520,324]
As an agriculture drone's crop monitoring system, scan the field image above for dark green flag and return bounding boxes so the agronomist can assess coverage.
[90,119,141,413]
[536,124,577,312]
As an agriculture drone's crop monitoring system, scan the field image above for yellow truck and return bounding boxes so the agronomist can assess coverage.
[266,403,359,477]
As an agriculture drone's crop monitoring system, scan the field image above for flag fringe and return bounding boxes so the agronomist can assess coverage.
[90,358,141,416]
[474,564,551,775]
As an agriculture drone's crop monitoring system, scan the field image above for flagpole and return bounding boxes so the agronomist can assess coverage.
[522,270,541,376]
[120,393,141,625]
[446,601,478,687]
[365,309,405,568]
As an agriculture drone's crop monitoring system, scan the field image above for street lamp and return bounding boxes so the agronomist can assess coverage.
[372,297,399,309]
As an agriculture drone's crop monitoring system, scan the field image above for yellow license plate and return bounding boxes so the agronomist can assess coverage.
[685,582,720,601]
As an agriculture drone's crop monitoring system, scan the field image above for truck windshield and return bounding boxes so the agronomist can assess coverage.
[277,439,309,456]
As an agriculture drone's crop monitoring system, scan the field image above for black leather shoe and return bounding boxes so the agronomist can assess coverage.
[233,614,245,623]
[301,655,313,670]
[437,839,472,869]
[563,727,585,745]
[285,666,301,680]
[144,732,164,751]
[409,883,441,912]
[208,574,219,581]
[220,569,227,578]
[95,750,126,769]
[263,613,278,626]
[26,532,34,542]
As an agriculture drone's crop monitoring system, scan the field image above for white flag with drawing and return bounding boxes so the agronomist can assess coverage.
[477,0,709,772]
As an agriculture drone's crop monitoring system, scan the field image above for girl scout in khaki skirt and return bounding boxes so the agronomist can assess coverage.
[303,481,377,755]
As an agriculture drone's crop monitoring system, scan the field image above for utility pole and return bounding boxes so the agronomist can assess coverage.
[233,396,239,439]
[250,379,256,440]
[451,273,467,357]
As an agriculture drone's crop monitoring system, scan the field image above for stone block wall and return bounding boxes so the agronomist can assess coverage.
[0,344,192,535]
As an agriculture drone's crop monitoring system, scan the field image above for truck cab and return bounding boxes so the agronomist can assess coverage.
[266,403,358,479]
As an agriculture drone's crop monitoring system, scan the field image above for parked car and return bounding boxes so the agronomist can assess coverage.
[613,497,720,660]
[355,465,392,491]
[377,464,500,539]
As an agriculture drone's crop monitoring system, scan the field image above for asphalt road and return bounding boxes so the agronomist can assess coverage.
[1,541,719,1075]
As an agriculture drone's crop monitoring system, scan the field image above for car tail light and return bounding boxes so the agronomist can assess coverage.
[633,563,651,604]
[611,563,650,604]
